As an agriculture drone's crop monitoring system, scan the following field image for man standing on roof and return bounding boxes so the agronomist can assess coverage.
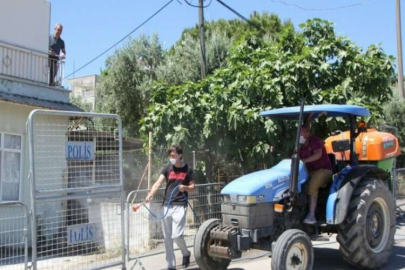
[143,145,195,270]
[299,123,333,224]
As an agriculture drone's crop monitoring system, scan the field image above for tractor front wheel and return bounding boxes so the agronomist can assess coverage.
[194,219,231,270]
[271,229,314,270]
[337,178,396,269]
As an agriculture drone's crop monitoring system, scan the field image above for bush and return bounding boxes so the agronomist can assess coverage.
[382,97,405,167]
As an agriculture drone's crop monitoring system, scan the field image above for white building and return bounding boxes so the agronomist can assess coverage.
[0,3,144,266]
[0,0,81,251]
[68,75,99,110]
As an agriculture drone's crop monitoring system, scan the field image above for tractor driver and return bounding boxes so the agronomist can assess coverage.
[299,125,333,224]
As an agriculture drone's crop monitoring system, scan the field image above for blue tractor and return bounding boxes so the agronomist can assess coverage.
[194,103,400,270]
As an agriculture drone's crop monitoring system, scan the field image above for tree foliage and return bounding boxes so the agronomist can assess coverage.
[180,11,289,43]
[157,12,292,85]
[96,33,164,137]
[97,13,290,137]
[142,19,395,174]
[156,30,231,85]
[382,97,405,167]
[70,95,93,112]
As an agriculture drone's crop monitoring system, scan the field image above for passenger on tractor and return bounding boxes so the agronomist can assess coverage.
[299,125,333,224]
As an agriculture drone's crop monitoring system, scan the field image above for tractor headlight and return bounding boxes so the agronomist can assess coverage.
[237,195,257,205]
[221,194,230,203]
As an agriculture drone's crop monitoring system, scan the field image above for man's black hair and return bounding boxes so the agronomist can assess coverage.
[168,145,183,156]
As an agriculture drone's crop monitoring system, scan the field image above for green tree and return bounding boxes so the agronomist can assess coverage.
[142,19,395,177]
[156,30,232,85]
[96,33,164,137]
[180,11,288,44]
[96,13,290,139]
[158,12,292,85]
[382,96,405,167]
[70,94,93,112]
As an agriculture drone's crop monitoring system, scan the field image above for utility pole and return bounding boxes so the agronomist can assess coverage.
[148,131,152,189]
[198,0,212,185]
[199,0,207,78]
[396,0,405,98]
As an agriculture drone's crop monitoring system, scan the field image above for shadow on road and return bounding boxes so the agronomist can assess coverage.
[313,245,405,270]
[187,266,246,270]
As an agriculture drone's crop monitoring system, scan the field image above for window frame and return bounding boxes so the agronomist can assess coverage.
[0,132,23,201]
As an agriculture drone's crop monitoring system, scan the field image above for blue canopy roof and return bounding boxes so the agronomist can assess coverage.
[260,104,370,120]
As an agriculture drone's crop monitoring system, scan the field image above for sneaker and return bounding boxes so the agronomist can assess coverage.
[182,255,190,268]
[303,213,317,224]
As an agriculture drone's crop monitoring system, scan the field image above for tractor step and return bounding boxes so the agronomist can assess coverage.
[304,221,328,227]
[310,234,330,241]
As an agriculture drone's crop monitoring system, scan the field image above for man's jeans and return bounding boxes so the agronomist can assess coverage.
[162,205,191,269]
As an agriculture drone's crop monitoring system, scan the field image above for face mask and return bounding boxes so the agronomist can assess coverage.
[299,135,306,144]
[169,158,177,165]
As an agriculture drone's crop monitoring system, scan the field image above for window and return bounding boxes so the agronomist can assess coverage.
[0,133,22,201]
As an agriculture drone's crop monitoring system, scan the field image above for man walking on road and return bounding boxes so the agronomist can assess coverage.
[145,145,195,270]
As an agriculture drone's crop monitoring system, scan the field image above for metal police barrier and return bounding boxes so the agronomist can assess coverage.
[397,168,405,197]
[0,202,29,270]
[28,110,125,270]
[126,183,223,268]
[396,168,405,219]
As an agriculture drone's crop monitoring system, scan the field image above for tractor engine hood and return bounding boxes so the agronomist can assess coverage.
[221,159,308,203]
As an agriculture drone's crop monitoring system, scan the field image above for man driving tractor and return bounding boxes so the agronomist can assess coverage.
[299,123,333,224]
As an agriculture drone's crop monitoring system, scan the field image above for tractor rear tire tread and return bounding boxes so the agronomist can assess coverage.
[337,178,395,269]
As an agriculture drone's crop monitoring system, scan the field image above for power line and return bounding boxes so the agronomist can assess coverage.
[184,0,212,8]
[216,0,261,31]
[270,0,371,11]
[64,0,175,80]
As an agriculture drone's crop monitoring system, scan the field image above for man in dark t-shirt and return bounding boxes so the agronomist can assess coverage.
[144,145,195,270]
[299,125,333,224]
[161,162,193,206]
[49,23,66,86]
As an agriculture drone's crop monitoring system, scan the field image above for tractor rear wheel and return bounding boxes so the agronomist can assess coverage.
[271,229,314,270]
[337,178,395,269]
[194,219,231,270]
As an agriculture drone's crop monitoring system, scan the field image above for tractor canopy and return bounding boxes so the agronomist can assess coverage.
[259,104,370,120]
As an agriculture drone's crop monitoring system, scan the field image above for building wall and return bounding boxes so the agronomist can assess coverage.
[0,102,33,207]
[68,75,99,110]
[0,102,69,248]
[0,0,50,53]
[0,102,36,248]
[0,76,70,103]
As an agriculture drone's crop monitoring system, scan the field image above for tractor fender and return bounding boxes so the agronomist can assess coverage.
[326,165,389,225]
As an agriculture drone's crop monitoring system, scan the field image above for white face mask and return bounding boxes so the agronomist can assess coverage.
[299,135,306,144]
[169,158,177,165]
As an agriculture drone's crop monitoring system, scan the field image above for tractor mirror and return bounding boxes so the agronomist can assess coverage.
[332,139,350,152]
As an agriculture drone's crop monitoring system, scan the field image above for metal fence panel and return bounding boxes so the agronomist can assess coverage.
[0,202,28,270]
[126,183,223,262]
[28,110,125,270]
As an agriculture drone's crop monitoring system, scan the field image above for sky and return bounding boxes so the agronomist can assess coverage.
[48,0,401,85]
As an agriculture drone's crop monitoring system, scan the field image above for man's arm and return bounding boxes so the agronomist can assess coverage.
[60,46,66,59]
[179,181,195,193]
[145,174,165,202]
[302,149,322,163]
